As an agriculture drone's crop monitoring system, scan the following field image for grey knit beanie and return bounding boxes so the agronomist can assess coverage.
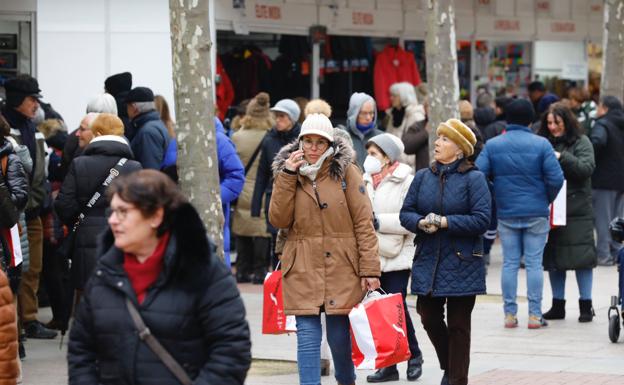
[367,133,404,163]
[271,99,301,123]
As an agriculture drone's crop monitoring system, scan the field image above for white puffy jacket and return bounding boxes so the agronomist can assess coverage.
[364,162,415,273]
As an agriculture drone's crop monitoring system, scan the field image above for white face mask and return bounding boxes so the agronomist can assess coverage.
[363,155,383,175]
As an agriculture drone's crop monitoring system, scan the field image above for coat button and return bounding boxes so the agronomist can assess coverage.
[96,270,102,276]
[117,281,123,287]
[329,300,335,306]
[325,252,331,258]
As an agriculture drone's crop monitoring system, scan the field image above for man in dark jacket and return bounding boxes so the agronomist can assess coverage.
[2,75,58,339]
[250,99,300,270]
[477,99,564,329]
[125,87,170,170]
[104,72,134,140]
[589,95,624,265]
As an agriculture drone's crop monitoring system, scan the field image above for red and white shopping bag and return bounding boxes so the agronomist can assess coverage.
[549,180,567,228]
[0,224,23,267]
[349,292,411,370]
[262,267,296,334]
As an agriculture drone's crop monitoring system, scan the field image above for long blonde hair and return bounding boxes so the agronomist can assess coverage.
[154,95,175,138]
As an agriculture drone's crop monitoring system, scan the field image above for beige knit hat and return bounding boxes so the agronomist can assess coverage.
[246,92,271,119]
[436,118,476,156]
[298,113,334,142]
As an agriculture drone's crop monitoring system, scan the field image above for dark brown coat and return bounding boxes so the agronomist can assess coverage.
[0,269,17,385]
[402,119,430,171]
[269,138,380,315]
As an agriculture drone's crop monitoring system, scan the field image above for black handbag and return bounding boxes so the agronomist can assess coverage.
[57,158,128,261]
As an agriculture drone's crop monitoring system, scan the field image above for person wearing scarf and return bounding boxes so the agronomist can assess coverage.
[362,133,424,382]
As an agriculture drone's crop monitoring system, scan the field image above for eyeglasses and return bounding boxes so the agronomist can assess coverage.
[105,206,138,221]
[358,111,375,117]
[301,138,329,150]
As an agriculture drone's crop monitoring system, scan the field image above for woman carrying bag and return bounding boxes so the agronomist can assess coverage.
[362,133,423,383]
[400,119,491,385]
[538,103,597,322]
[269,113,380,385]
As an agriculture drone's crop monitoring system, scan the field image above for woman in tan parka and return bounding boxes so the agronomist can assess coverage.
[232,92,274,284]
[0,268,18,385]
[269,113,380,385]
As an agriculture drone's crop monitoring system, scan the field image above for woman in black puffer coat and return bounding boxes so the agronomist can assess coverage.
[54,114,141,291]
[68,170,251,385]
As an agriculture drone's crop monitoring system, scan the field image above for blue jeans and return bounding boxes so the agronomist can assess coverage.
[296,314,355,385]
[548,269,593,300]
[498,217,550,317]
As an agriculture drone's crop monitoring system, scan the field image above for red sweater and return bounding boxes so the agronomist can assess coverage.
[373,45,421,111]
[123,232,171,304]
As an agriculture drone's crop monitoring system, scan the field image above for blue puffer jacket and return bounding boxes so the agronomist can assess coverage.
[476,124,564,219]
[400,160,491,297]
[216,118,245,267]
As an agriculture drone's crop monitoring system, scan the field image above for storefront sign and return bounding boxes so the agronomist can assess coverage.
[352,11,374,26]
[562,61,588,80]
[551,21,575,33]
[255,4,281,20]
[494,19,520,31]
[536,1,551,12]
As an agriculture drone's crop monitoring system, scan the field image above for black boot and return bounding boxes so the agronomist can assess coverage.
[406,355,423,381]
[543,298,566,320]
[578,299,595,322]
[366,365,399,383]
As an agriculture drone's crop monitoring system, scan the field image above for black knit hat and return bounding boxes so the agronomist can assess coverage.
[125,87,154,103]
[4,75,42,107]
[505,99,535,127]
[104,72,132,96]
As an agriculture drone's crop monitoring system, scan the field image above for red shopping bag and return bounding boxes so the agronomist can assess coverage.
[349,292,411,370]
[262,269,296,334]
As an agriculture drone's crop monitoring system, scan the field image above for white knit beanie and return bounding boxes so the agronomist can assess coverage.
[298,113,334,142]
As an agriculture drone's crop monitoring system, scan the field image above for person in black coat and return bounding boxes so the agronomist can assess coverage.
[54,114,142,292]
[250,99,301,269]
[68,170,251,385]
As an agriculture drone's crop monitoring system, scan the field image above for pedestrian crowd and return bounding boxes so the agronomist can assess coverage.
[0,73,622,385]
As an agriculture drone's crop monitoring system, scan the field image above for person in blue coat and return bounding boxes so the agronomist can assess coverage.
[476,99,564,330]
[400,118,490,385]
[215,118,245,267]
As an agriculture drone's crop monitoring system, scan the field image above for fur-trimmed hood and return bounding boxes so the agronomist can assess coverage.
[271,135,355,181]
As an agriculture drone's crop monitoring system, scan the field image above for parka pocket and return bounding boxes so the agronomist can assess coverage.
[453,236,484,261]
[281,242,298,277]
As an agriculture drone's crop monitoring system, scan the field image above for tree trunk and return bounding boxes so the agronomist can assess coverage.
[169,0,224,259]
[601,0,624,101]
[425,0,460,154]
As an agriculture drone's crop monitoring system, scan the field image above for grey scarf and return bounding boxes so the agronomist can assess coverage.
[298,147,335,182]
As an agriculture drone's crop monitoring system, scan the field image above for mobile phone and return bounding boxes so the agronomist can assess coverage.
[298,142,304,161]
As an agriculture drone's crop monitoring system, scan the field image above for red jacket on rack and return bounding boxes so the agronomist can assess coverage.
[373,45,421,111]
[216,56,235,121]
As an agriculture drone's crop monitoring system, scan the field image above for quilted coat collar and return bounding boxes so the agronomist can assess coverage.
[272,135,354,181]
[430,158,475,175]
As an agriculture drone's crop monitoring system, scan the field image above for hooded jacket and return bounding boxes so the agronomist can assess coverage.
[589,108,624,191]
[215,118,245,265]
[340,93,383,167]
[250,122,301,233]
[67,203,251,385]
[54,136,142,289]
[400,160,491,296]
[0,140,28,228]
[476,124,564,219]
[3,107,47,219]
[364,163,415,272]
[129,110,170,170]
[269,136,380,315]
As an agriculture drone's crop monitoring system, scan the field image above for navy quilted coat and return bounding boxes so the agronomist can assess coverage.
[400,159,491,296]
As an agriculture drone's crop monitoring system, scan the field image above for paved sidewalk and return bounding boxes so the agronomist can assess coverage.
[21,243,624,384]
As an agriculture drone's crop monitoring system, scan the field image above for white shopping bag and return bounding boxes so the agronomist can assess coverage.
[550,180,567,228]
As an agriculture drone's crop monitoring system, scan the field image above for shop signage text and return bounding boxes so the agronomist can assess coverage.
[255,4,282,20]
[536,1,551,12]
[494,19,520,31]
[352,11,374,25]
[551,21,575,33]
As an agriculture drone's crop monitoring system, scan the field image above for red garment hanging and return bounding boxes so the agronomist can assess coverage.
[216,56,235,121]
[373,45,421,111]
